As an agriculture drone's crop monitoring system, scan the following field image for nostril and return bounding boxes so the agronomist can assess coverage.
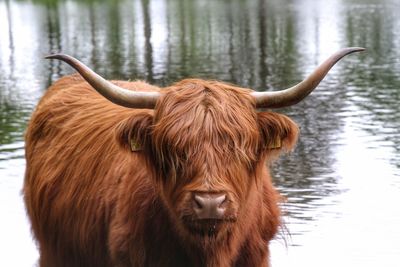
[193,195,204,209]
[214,194,226,208]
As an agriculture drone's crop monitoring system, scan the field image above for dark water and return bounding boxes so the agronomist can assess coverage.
[0,0,399,266]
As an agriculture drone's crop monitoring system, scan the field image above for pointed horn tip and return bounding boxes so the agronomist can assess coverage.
[44,54,70,60]
[344,47,366,53]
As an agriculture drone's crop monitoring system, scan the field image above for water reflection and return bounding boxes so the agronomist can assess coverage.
[0,0,399,266]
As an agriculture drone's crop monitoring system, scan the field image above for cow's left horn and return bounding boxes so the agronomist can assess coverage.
[252,47,365,108]
[45,54,160,109]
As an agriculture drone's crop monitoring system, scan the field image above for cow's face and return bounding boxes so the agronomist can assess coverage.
[117,79,298,241]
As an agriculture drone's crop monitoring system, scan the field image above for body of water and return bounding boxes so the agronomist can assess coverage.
[0,0,399,266]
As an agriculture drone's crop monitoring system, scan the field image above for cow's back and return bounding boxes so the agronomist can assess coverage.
[24,74,156,266]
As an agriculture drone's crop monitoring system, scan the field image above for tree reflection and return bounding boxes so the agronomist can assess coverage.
[5,0,15,79]
[45,0,62,84]
[344,4,400,169]
[141,0,153,82]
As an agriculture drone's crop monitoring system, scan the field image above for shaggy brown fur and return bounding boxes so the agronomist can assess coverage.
[24,74,298,267]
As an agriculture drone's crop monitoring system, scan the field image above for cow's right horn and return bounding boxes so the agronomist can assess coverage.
[45,54,160,109]
[252,47,365,109]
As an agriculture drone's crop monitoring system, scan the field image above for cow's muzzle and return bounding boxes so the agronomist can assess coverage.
[192,192,227,220]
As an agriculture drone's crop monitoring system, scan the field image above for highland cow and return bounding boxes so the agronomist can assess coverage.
[24,47,363,267]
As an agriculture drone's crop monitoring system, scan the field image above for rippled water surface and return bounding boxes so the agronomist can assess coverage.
[0,0,399,266]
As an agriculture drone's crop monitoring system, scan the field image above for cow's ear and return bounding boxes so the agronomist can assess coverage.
[115,111,154,152]
[257,112,299,154]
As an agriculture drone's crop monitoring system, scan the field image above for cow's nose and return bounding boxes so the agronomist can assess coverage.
[192,192,227,220]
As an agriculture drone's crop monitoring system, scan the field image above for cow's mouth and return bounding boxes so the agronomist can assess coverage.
[183,218,235,238]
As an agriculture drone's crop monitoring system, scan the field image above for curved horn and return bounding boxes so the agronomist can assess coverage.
[252,47,365,108]
[45,54,160,109]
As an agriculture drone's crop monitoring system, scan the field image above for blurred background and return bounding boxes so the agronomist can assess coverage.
[0,0,399,266]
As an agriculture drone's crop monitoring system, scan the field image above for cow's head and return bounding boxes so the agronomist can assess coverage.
[46,47,364,242]
[115,79,299,240]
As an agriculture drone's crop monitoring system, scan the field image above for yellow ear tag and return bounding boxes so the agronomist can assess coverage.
[267,138,282,149]
[130,138,142,152]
